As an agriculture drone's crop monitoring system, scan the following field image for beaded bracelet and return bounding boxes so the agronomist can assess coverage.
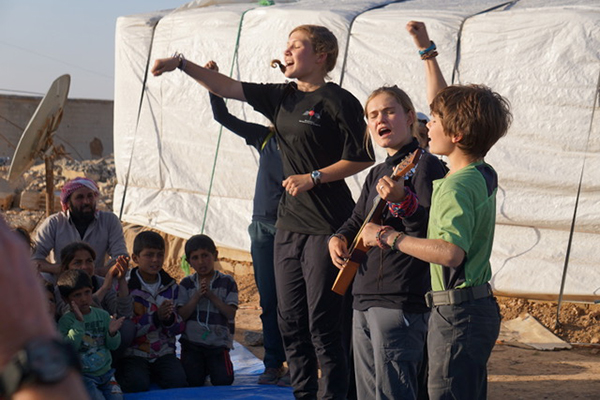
[419,41,436,56]
[387,187,419,219]
[419,40,438,60]
[391,232,405,253]
[375,225,394,249]
[421,50,438,60]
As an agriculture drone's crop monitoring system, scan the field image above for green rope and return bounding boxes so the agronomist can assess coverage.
[180,254,191,276]
[200,2,273,233]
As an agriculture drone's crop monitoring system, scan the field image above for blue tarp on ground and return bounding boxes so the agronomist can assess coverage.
[124,342,294,399]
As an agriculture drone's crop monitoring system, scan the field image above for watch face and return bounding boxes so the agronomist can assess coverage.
[28,339,71,383]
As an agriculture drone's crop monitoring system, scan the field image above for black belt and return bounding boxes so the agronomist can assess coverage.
[425,283,493,307]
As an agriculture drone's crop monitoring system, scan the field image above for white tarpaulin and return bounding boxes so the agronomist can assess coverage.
[113,0,600,298]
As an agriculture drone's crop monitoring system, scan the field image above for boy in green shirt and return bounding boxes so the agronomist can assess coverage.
[58,269,125,400]
[362,84,512,400]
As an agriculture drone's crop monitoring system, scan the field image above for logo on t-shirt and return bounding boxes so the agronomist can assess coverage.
[299,109,321,127]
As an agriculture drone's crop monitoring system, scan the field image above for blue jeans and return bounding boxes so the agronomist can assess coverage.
[353,308,428,400]
[82,369,122,400]
[427,296,501,400]
[248,220,286,369]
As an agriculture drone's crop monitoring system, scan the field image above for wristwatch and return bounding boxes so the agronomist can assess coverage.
[0,337,80,398]
[310,170,322,187]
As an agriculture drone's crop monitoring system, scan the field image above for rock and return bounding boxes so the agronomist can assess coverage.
[0,191,14,210]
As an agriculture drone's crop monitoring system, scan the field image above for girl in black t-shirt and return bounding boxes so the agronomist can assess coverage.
[152,25,373,399]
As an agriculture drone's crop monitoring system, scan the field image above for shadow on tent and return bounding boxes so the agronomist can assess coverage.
[124,341,294,399]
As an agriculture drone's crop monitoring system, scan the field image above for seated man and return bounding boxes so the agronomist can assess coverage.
[33,177,128,279]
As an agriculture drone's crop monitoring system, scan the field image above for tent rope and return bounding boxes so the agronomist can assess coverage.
[118,20,159,221]
[200,6,257,234]
[555,68,600,327]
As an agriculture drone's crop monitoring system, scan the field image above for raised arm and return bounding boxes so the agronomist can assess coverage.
[209,90,271,149]
[406,21,448,104]
[152,55,246,101]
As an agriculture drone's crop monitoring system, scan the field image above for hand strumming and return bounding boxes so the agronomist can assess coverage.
[328,235,349,270]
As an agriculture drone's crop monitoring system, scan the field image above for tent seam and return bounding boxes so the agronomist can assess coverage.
[118,18,160,221]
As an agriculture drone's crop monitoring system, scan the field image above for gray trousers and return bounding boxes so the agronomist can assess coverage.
[353,307,429,400]
[427,296,501,400]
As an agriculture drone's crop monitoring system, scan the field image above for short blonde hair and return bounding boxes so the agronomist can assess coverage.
[290,25,339,73]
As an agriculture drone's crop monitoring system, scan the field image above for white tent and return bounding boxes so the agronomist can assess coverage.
[113,0,600,299]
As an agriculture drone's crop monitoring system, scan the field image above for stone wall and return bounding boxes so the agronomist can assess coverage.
[0,95,113,161]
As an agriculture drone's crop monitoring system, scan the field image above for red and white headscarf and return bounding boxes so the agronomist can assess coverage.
[60,177,99,211]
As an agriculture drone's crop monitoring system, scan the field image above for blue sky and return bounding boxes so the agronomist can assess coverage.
[0,1,186,100]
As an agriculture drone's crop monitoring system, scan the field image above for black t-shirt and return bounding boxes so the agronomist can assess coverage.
[337,140,448,313]
[242,82,373,234]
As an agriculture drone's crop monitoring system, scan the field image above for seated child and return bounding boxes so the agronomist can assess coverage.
[115,231,188,392]
[57,241,134,361]
[57,242,133,320]
[177,234,238,386]
[58,269,125,400]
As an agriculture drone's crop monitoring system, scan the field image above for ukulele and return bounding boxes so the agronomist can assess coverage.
[331,149,423,295]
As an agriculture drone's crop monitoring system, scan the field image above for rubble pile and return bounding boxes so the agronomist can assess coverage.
[497,296,600,345]
[0,154,117,231]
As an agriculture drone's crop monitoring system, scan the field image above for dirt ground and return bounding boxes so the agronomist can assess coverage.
[2,158,599,399]
[231,273,600,399]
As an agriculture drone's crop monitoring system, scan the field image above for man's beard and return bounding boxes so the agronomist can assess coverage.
[70,205,95,223]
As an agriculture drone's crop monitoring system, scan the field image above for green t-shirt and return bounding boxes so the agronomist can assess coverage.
[428,161,498,291]
[59,306,121,376]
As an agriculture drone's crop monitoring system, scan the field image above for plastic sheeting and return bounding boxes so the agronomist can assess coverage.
[123,341,293,399]
[113,0,600,297]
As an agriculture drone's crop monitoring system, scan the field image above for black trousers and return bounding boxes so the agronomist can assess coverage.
[115,353,187,393]
[180,339,234,387]
[274,229,348,399]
